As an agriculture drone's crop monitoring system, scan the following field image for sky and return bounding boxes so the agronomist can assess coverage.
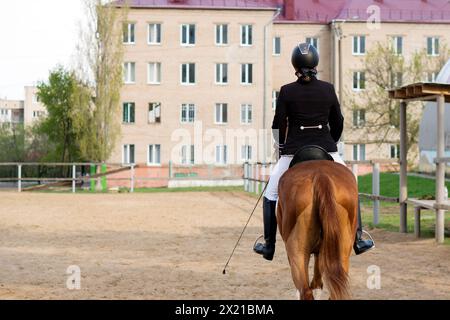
[0,0,85,100]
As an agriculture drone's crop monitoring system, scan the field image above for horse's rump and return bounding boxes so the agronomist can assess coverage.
[277,161,358,300]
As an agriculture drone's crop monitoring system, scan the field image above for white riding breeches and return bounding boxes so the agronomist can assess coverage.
[264,152,346,201]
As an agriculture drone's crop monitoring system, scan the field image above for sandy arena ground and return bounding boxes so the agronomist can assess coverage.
[0,191,449,300]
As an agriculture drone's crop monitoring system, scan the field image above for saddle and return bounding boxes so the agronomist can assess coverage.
[289,145,334,169]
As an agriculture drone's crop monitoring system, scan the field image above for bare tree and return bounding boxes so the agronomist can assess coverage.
[345,40,450,161]
[75,0,128,162]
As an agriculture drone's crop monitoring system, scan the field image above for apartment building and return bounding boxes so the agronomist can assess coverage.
[23,86,47,126]
[112,0,450,165]
[0,87,46,127]
[0,99,24,124]
[111,0,277,166]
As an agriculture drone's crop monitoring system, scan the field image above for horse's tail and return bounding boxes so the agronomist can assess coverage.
[313,173,350,300]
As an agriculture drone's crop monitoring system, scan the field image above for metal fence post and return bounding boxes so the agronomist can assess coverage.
[244,162,249,192]
[130,164,135,193]
[372,162,380,225]
[255,163,259,195]
[18,164,22,193]
[250,163,254,193]
[352,164,358,184]
[72,164,76,193]
[261,164,266,193]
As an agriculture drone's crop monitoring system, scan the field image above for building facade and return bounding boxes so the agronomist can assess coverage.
[110,0,450,166]
[111,3,276,166]
[0,99,24,125]
[23,86,47,126]
[0,87,46,127]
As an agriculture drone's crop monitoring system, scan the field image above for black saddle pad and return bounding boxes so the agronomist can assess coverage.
[289,145,334,168]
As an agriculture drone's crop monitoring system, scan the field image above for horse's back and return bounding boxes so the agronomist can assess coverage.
[277,160,358,244]
[278,160,357,208]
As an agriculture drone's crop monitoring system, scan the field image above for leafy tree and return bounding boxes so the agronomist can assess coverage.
[0,122,50,178]
[75,0,127,162]
[0,123,25,162]
[346,40,450,161]
[36,66,92,163]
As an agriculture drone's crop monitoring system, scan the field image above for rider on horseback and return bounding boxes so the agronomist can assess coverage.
[253,43,374,261]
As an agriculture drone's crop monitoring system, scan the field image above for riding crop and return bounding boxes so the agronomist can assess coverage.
[222,180,269,275]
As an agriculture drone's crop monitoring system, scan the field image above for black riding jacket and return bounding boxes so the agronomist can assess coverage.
[272,77,344,156]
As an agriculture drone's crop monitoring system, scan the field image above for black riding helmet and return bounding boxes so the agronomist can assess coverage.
[291,43,319,70]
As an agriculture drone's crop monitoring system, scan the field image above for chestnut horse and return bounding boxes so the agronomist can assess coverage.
[277,160,358,300]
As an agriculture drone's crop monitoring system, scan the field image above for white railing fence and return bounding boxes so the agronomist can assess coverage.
[243,159,400,226]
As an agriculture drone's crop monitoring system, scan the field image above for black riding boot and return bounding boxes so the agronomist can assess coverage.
[253,197,277,261]
[353,198,375,255]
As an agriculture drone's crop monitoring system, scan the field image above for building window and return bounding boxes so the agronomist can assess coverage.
[215,103,228,124]
[272,90,279,111]
[123,102,135,124]
[353,109,366,127]
[181,63,195,84]
[148,62,161,84]
[273,37,281,55]
[215,145,228,164]
[181,24,195,45]
[215,24,228,45]
[241,104,252,124]
[148,23,161,44]
[306,37,319,53]
[148,103,161,123]
[390,144,400,159]
[392,36,403,55]
[123,144,135,164]
[181,145,195,165]
[215,63,228,84]
[240,24,252,46]
[148,144,161,165]
[241,63,253,84]
[352,35,366,55]
[352,144,366,161]
[391,72,403,88]
[241,145,252,162]
[0,109,10,122]
[427,37,439,56]
[33,110,45,118]
[181,103,195,123]
[123,23,135,44]
[32,94,40,104]
[123,62,136,84]
[427,71,438,83]
[353,71,366,90]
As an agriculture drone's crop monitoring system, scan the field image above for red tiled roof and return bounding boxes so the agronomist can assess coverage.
[115,0,450,23]
[114,0,279,10]
[275,0,347,23]
[333,0,450,23]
